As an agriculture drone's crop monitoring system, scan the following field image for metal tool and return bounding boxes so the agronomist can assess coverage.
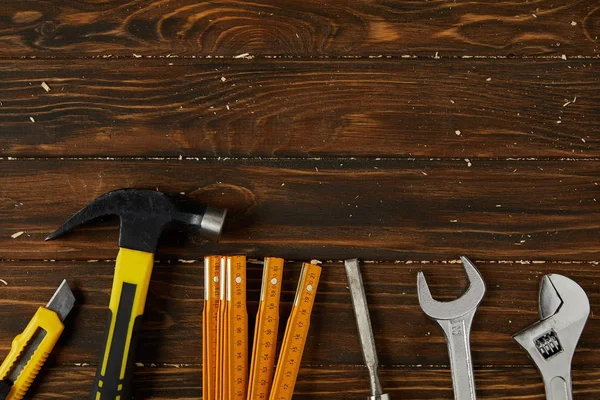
[46,188,226,400]
[513,274,589,400]
[248,257,284,400]
[269,262,321,400]
[0,280,75,400]
[344,259,389,400]
[417,256,486,400]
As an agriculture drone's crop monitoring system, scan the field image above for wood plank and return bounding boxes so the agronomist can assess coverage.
[2,159,600,260]
[0,59,598,158]
[0,0,598,57]
[22,365,600,399]
[0,261,596,367]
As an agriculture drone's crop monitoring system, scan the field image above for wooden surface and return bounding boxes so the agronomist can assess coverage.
[0,0,598,398]
[0,59,598,158]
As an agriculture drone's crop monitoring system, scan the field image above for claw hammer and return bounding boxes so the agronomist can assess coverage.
[46,189,226,400]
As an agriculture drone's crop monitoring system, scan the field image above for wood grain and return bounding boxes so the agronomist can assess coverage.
[0,261,596,367]
[0,59,598,158]
[0,0,598,57]
[22,365,600,399]
[2,159,600,260]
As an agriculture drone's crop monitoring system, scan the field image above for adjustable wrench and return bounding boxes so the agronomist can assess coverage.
[513,274,589,400]
[417,256,486,400]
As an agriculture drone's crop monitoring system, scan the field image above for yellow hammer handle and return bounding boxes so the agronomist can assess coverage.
[0,307,64,400]
[89,247,154,400]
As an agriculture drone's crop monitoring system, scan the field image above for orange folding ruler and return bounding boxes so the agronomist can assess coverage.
[268,263,322,400]
[226,256,249,400]
[203,256,222,400]
[247,257,285,400]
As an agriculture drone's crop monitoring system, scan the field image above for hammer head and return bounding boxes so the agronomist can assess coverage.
[46,189,226,253]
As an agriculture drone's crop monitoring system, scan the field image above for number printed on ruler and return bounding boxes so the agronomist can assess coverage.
[248,257,284,400]
[227,256,248,400]
[269,263,322,400]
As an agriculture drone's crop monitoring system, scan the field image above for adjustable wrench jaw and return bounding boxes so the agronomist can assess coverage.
[513,274,590,400]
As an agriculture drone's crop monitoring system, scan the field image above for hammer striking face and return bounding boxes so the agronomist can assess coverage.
[47,188,226,400]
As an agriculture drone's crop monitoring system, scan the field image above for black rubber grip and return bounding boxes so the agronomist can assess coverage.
[0,379,13,400]
[89,283,143,400]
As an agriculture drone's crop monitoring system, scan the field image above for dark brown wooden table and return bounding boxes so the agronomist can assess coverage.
[0,1,598,398]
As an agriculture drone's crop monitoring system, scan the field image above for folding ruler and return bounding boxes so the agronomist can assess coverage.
[212,256,248,400]
[268,263,322,400]
[247,257,284,400]
[203,256,221,400]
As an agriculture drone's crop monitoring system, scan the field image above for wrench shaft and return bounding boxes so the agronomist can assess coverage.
[437,314,476,400]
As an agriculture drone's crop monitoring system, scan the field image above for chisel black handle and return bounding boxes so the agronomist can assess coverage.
[89,248,154,400]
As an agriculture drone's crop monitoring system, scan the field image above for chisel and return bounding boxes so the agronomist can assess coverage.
[344,259,389,400]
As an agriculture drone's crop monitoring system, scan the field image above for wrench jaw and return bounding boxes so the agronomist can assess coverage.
[417,257,485,400]
[417,256,486,321]
[512,274,590,400]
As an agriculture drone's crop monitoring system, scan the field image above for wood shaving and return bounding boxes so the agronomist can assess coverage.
[571,21,577,26]
[464,158,472,167]
[561,54,567,60]
[0,279,7,286]
[310,259,323,265]
[233,53,254,60]
[455,130,461,136]
[11,231,24,238]
[221,76,226,82]
[29,117,35,123]
[41,82,50,92]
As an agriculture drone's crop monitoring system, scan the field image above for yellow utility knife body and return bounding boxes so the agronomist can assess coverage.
[0,280,75,400]
[203,256,222,400]
[269,263,321,400]
[248,257,284,400]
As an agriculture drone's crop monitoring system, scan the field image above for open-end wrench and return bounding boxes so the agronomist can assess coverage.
[513,274,589,400]
[417,256,486,400]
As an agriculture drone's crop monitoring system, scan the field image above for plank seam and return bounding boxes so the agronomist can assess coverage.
[3,259,599,265]
[65,362,599,369]
[0,55,599,61]
[3,156,600,162]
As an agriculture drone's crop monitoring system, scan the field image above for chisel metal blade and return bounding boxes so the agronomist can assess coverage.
[345,259,389,400]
